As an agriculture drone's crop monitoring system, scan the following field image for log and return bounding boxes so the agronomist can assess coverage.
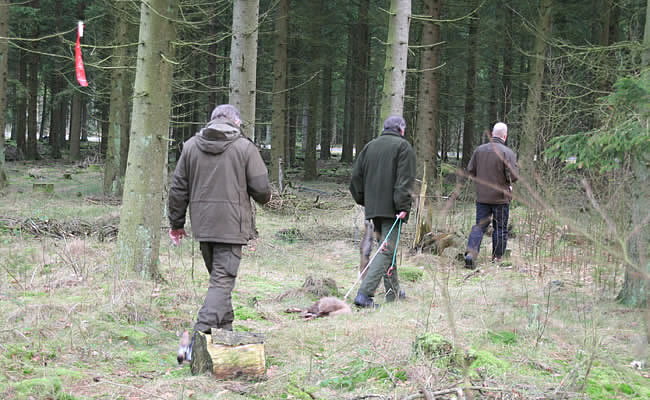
[190,329,266,379]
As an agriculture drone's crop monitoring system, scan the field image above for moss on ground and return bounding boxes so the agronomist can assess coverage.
[11,376,78,400]
[583,365,650,399]
[399,266,424,282]
[468,350,511,377]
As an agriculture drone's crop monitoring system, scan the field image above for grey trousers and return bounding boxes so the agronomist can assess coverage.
[359,217,401,302]
[194,242,242,333]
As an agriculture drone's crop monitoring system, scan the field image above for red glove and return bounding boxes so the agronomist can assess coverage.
[396,211,407,220]
[169,228,187,246]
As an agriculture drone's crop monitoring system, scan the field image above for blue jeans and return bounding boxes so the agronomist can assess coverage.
[466,203,510,259]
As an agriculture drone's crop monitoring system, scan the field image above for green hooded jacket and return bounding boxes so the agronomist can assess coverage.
[168,117,271,244]
[349,129,416,222]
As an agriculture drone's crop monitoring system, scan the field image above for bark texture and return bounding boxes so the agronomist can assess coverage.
[320,64,332,160]
[521,0,552,170]
[229,0,259,139]
[617,0,650,307]
[26,55,39,159]
[117,0,178,278]
[461,0,479,169]
[340,25,355,163]
[16,50,27,156]
[352,0,370,157]
[69,93,82,161]
[501,5,513,122]
[303,0,324,180]
[0,0,7,188]
[270,0,288,182]
[104,1,131,196]
[414,0,441,182]
[380,0,411,122]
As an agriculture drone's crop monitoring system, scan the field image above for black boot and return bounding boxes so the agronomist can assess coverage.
[464,253,475,269]
[354,292,376,308]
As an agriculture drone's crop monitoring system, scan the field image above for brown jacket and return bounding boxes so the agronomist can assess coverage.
[168,118,271,244]
[467,137,519,204]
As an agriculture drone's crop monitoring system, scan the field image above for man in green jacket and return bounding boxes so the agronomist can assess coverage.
[168,104,271,362]
[349,116,416,308]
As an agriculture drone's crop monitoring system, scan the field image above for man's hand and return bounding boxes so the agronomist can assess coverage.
[169,228,187,246]
[396,211,407,220]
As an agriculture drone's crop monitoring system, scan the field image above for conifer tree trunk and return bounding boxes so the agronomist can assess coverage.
[0,0,8,188]
[414,0,441,181]
[25,0,39,160]
[229,0,259,139]
[340,25,354,163]
[117,0,178,278]
[288,99,296,167]
[69,93,82,161]
[501,5,513,122]
[304,84,319,180]
[17,50,27,156]
[206,8,220,116]
[26,54,39,160]
[320,64,332,160]
[487,56,498,124]
[270,0,288,182]
[80,104,87,142]
[303,0,324,180]
[461,0,479,169]
[617,0,650,308]
[49,82,63,159]
[380,0,411,122]
[104,1,131,196]
[48,0,63,159]
[352,0,370,156]
[39,84,47,141]
[520,0,552,170]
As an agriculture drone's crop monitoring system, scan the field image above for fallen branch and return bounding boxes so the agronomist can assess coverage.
[402,386,516,400]
[0,262,26,291]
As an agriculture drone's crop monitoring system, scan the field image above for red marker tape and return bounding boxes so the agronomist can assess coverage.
[75,21,88,87]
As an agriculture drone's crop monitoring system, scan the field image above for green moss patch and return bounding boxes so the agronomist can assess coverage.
[412,333,454,362]
[583,365,650,399]
[468,350,510,377]
[399,266,424,282]
[486,330,518,345]
[319,358,407,391]
[234,305,263,321]
[12,376,78,399]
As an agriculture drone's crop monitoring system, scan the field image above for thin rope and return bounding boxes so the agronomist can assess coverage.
[387,219,402,277]
[344,216,401,301]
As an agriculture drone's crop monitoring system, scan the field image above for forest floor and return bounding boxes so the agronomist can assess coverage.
[0,159,648,400]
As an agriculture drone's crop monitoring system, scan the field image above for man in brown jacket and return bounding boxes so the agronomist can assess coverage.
[168,104,271,362]
[464,122,519,269]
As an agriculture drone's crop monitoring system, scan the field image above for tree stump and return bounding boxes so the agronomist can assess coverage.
[190,329,266,379]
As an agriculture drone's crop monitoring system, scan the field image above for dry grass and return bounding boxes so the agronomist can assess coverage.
[0,161,648,400]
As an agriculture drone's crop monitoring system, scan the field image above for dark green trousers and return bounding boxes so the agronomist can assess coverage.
[194,243,242,333]
[359,217,401,302]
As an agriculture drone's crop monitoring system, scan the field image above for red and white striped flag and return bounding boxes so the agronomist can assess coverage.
[75,21,88,87]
